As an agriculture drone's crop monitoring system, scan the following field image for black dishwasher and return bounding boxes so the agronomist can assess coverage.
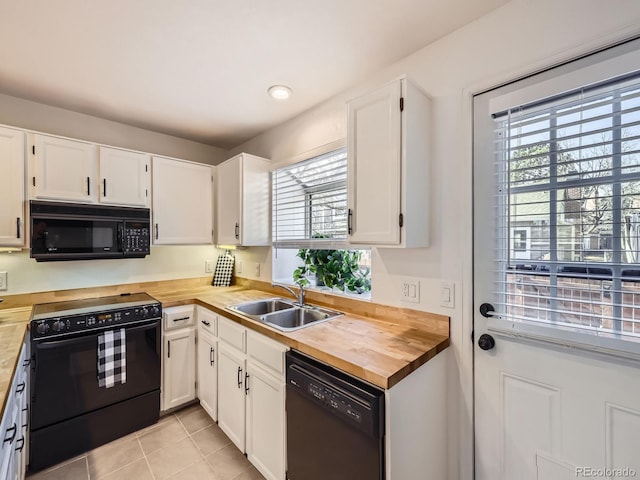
[286,350,385,480]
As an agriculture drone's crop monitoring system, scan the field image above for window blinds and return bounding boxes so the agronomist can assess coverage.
[494,73,640,340]
[272,148,348,248]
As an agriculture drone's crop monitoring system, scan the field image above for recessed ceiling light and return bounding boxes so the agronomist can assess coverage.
[268,85,292,100]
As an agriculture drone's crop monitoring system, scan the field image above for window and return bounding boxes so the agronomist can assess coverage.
[494,73,640,340]
[272,148,348,247]
[271,147,371,296]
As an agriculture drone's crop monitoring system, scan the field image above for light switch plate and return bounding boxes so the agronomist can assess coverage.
[237,261,243,274]
[0,272,7,291]
[440,281,455,308]
[255,263,261,277]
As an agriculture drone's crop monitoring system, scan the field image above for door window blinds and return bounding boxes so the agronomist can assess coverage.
[494,73,640,341]
[272,148,348,248]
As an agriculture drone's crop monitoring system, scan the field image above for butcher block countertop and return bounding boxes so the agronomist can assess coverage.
[0,277,450,418]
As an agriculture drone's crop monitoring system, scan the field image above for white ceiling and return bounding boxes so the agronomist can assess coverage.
[0,0,508,149]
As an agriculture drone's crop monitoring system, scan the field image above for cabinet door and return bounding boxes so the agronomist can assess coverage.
[152,157,213,244]
[32,134,98,202]
[347,80,402,244]
[217,343,246,452]
[163,328,196,410]
[197,331,218,422]
[246,362,286,480]
[99,147,150,207]
[0,127,25,247]
[216,155,241,245]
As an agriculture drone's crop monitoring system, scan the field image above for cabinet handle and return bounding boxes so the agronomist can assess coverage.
[15,382,25,394]
[237,366,243,388]
[87,177,91,196]
[210,347,214,366]
[22,359,30,367]
[234,223,239,240]
[173,317,190,322]
[22,405,28,430]
[15,437,24,452]
[348,209,353,235]
[201,320,210,327]
[16,217,20,239]
[103,178,107,197]
[155,223,159,240]
[167,340,171,358]
[244,372,250,395]
[3,424,16,444]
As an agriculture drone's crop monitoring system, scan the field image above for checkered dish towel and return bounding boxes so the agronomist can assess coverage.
[98,329,127,388]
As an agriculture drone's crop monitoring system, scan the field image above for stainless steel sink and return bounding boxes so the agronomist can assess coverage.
[227,298,342,332]
[227,298,295,316]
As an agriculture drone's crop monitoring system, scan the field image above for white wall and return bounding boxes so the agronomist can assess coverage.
[228,1,640,478]
[0,246,227,294]
[0,93,229,165]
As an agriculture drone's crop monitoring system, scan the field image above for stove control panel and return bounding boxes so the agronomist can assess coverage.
[31,302,162,339]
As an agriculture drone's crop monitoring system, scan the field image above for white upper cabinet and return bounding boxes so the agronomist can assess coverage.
[0,126,25,247]
[152,156,213,244]
[347,76,430,247]
[216,153,270,246]
[30,135,150,208]
[31,134,98,203]
[99,147,150,207]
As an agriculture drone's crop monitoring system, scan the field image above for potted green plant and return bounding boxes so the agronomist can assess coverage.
[293,247,371,294]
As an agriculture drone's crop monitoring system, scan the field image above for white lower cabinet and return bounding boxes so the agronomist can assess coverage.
[245,361,286,480]
[162,306,196,411]
[217,342,247,451]
[216,315,288,480]
[1,338,29,480]
[196,307,218,422]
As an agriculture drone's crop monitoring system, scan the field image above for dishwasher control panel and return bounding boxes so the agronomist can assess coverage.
[307,381,363,423]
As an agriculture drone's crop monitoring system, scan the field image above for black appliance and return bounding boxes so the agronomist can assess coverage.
[29,293,162,472]
[30,200,151,261]
[285,350,385,480]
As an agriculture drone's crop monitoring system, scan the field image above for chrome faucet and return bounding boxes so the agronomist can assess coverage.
[272,283,306,306]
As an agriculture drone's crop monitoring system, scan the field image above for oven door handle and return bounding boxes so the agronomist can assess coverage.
[33,320,160,349]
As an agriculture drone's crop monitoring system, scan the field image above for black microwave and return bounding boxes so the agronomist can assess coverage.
[30,201,151,262]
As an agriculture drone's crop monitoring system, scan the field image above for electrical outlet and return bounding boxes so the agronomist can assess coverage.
[205,260,214,273]
[400,278,419,303]
[237,261,243,274]
[0,272,7,291]
[255,263,261,277]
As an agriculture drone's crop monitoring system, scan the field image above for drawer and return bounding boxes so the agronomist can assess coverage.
[163,305,195,331]
[197,307,217,336]
[218,315,245,352]
[246,330,288,377]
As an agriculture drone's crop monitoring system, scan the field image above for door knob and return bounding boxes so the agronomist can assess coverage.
[478,333,496,351]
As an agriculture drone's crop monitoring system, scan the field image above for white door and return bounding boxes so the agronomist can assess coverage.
[474,41,640,480]
[246,362,286,480]
[0,127,25,246]
[99,146,149,207]
[32,134,98,202]
[197,331,218,421]
[216,155,241,245]
[347,79,401,244]
[163,328,196,410]
[217,342,246,452]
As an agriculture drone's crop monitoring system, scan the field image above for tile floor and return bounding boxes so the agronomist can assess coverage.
[26,403,265,480]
